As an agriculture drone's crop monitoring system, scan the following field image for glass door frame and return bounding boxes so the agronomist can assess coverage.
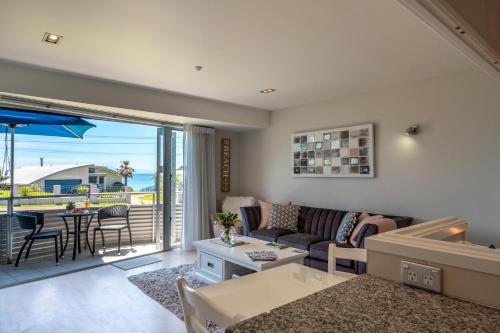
[156,127,173,251]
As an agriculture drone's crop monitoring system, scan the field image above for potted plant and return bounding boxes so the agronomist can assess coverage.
[66,201,75,213]
[214,212,240,244]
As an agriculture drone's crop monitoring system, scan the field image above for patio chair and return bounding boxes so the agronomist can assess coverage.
[15,212,63,267]
[92,205,132,255]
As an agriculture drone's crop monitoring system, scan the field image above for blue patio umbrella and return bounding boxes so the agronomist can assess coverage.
[0,108,96,262]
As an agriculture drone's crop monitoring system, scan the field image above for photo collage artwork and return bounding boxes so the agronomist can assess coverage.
[292,124,374,177]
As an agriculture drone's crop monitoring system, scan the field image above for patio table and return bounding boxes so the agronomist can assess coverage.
[57,211,97,260]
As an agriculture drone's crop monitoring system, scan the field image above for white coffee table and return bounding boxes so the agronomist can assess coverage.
[193,236,309,283]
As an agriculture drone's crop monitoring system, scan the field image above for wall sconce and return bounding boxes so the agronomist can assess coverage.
[403,125,419,136]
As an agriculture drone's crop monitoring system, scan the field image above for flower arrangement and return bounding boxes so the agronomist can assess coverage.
[66,201,76,212]
[214,212,240,243]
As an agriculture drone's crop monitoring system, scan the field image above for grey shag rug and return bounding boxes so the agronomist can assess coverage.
[127,263,223,332]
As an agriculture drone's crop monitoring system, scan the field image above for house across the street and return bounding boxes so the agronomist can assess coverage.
[5,164,122,193]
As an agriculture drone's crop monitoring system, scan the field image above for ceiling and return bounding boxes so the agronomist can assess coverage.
[444,0,500,56]
[0,0,475,111]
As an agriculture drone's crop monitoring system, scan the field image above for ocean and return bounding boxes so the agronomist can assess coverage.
[127,173,155,191]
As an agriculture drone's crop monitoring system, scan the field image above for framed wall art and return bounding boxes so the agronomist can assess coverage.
[291,123,374,178]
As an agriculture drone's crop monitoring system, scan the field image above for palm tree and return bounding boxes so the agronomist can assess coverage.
[0,168,6,182]
[117,160,135,187]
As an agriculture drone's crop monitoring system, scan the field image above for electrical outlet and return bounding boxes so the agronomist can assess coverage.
[408,271,418,282]
[423,274,434,287]
[401,261,442,293]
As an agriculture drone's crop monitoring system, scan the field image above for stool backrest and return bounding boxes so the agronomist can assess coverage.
[98,205,130,220]
[176,278,243,333]
[15,213,37,231]
[328,243,367,274]
[21,212,45,227]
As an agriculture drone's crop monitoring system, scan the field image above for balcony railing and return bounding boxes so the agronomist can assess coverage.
[0,189,184,264]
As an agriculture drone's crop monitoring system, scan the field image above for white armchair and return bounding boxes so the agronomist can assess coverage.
[211,196,257,237]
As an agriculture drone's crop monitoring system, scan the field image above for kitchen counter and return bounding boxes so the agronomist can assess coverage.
[225,274,500,333]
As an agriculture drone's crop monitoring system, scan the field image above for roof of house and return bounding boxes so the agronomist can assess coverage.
[2,164,92,185]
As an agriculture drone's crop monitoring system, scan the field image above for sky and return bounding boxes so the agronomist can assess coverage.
[4,118,183,174]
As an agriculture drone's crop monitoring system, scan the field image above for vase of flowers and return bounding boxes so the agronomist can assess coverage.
[214,212,240,244]
[66,201,75,213]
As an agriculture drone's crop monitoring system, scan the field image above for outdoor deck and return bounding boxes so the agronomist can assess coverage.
[0,243,159,288]
[0,200,183,288]
[0,205,156,262]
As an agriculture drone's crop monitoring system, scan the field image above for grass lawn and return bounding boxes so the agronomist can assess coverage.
[138,193,154,201]
[0,189,53,198]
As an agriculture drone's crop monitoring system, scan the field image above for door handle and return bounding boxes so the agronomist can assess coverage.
[207,262,214,268]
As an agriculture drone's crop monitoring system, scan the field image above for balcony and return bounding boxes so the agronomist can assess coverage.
[0,189,183,288]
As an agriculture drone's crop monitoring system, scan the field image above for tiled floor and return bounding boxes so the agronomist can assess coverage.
[0,243,160,288]
[0,249,196,333]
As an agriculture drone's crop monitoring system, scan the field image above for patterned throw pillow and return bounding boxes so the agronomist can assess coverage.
[335,211,359,244]
[267,204,300,232]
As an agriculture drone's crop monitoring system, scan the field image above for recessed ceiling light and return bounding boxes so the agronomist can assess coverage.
[43,32,62,45]
[260,89,276,93]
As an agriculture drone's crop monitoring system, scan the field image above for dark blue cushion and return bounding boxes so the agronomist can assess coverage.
[250,228,293,242]
[277,233,325,251]
[309,240,354,268]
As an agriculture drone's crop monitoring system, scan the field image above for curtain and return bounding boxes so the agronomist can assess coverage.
[182,124,216,251]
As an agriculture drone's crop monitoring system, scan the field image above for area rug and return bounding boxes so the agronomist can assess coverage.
[112,256,162,270]
[127,263,223,333]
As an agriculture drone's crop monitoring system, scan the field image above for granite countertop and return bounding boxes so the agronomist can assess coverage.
[225,274,500,333]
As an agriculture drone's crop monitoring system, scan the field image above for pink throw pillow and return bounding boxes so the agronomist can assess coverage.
[358,211,370,222]
[349,214,384,247]
[258,200,273,229]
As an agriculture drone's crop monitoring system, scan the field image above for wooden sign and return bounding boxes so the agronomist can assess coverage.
[221,138,231,192]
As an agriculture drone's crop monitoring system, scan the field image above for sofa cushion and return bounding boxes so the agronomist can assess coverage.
[309,240,355,268]
[258,200,273,229]
[258,201,292,229]
[268,204,300,232]
[299,206,347,240]
[240,206,262,235]
[276,233,325,251]
[335,211,358,244]
[349,214,383,247]
[304,257,356,274]
[250,228,293,242]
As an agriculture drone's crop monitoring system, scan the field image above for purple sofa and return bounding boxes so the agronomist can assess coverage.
[240,205,412,274]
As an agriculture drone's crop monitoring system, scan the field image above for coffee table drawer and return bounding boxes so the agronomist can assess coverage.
[200,251,223,279]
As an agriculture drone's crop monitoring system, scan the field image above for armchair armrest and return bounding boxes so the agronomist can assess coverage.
[239,206,261,236]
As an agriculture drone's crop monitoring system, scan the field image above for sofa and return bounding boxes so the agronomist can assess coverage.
[240,205,412,274]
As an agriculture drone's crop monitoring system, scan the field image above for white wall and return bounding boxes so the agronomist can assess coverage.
[31,166,88,190]
[239,69,500,246]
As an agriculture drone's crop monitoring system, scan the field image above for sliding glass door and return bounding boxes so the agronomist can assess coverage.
[155,128,184,251]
